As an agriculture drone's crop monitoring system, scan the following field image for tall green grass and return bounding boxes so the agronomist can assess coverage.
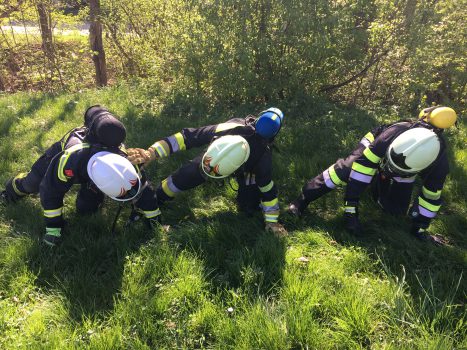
[0,85,465,349]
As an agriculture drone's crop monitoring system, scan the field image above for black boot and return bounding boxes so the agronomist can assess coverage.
[287,194,308,217]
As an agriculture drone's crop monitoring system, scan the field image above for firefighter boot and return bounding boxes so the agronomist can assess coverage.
[287,194,308,217]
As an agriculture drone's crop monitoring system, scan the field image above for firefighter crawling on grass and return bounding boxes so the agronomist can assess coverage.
[126,108,288,237]
[0,106,162,246]
[288,106,458,245]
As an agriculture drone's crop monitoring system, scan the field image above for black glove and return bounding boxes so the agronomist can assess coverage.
[344,201,362,236]
[410,225,447,246]
[1,178,23,203]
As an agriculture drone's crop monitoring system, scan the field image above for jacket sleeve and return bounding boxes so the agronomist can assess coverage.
[39,144,88,227]
[254,151,280,223]
[344,128,390,202]
[411,152,449,228]
[149,119,246,158]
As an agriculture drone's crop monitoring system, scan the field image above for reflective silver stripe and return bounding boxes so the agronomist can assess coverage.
[167,135,180,153]
[349,170,373,183]
[44,207,63,218]
[393,176,416,183]
[323,169,336,189]
[144,208,161,219]
[262,204,279,212]
[418,206,437,218]
[167,176,182,194]
[245,174,256,185]
[360,138,371,147]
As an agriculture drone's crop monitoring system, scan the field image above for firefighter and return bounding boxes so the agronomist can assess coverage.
[127,108,287,237]
[1,106,161,246]
[288,106,458,244]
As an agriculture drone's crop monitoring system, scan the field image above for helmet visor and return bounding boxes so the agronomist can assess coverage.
[381,157,417,178]
[113,177,142,201]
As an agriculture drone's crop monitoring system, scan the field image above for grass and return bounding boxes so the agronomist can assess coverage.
[0,84,465,349]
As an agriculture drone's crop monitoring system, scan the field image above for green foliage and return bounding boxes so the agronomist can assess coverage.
[2,0,464,114]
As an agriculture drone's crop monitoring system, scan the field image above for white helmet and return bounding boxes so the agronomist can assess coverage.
[386,128,441,175]
[201,135,250,179]
[87,151,142,201]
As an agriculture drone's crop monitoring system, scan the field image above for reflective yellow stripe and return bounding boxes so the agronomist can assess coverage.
[58,143,90,182]
[44,207,63,218]
[60,129,74,150]
[364,132,374,142]
[12,173,28,195]
[215,122,242,133]
[328,166,343,185]
[352,162,377,176]
[259,181,274,193]
[161,178,176,197]
[174,132,186,151]
[264,214,279,222]
[422,186,441,200]
[154,142,168,158]
[262,198,278,207]
[419,197,441,212]
[144,208,161,219]
[363,148,381,164]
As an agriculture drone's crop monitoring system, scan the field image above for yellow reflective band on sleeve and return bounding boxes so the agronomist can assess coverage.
[153,142,168,158]
[174,132,186,151]
[363,148,381,164]
[12,173,28,195]
[364,132,374,143]
[262,198,278,207]
[161,178,176,197]
[418,197,441,212]
[264,214,279,223]
[44,207,63,218]
[259,181,274,193]
[328,166,344,185]
[422,186,442,200]
[58,143,90,182]
[352,162,377,176]
[215,122,243,133]
[144,208,161,219]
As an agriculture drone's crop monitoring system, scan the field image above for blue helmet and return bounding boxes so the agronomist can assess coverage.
[255,107,284,139]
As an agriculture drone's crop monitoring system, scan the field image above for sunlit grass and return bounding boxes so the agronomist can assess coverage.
[0,85,465,349]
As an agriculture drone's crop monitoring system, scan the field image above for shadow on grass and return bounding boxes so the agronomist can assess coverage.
[166,210,287,298]
[284,200,466,304]
[0,95,49,138]
[2,197,159,322]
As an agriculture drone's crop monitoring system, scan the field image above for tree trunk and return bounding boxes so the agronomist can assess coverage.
[36,1,54,60]
[89,0,108,87]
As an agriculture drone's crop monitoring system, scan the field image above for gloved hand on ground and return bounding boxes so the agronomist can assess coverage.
[411,226,448,246]
[265,222,288,237]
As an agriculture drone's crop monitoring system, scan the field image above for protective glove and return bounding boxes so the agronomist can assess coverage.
[265,222,288,237]
[344,201,361,236]
[126,147,155,165]
[410,226,447,246]
[43,226,62,247]
[1,178,23,204]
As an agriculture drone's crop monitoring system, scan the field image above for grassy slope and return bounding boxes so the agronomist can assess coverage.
[0,85,465,349]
